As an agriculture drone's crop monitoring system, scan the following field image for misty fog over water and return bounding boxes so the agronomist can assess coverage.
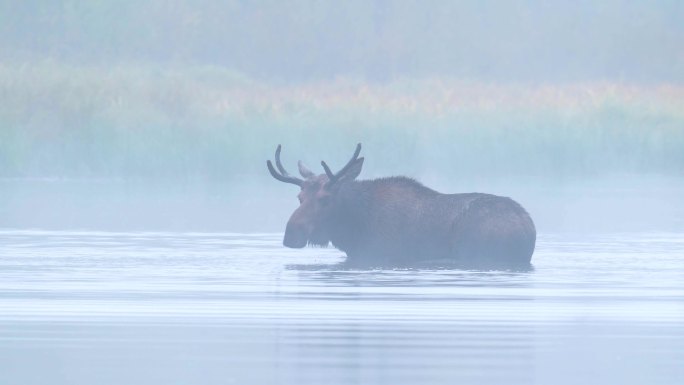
[2,1,683,83]
[1,1,683,385]
[2,175,684,234]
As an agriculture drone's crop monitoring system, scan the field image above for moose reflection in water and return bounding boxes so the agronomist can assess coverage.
[267,144,536,269]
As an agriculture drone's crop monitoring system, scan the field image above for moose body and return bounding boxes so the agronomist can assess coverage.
[268,144,536,269]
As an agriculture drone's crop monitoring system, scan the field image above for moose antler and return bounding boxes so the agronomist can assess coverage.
[267,145,304,186]
[321,143,362,184]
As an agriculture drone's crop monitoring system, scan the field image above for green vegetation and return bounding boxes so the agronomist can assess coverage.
[1,62,683,180]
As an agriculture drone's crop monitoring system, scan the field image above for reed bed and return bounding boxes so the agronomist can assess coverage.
[1,62,682,179]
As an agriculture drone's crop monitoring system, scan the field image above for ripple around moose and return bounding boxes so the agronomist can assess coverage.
[267,143,536,270]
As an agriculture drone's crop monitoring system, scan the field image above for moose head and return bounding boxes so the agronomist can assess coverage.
[267,144,364,248]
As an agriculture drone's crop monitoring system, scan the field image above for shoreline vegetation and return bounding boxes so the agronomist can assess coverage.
[1,62,683,180]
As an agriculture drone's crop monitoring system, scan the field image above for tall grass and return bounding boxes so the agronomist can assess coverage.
[1,61,682,180]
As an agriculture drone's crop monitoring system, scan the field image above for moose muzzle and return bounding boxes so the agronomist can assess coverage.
[283,221,308,248]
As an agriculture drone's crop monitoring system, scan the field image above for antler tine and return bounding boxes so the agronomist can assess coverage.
[321,160,335,180]
[267,145,303,186]
[321,143,362,184]
[274,145,290,176]
[337,143,362,175]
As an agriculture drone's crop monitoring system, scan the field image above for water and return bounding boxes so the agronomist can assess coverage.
[1,230,682,385]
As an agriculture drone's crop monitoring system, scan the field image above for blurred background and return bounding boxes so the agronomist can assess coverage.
[0,0,683,233]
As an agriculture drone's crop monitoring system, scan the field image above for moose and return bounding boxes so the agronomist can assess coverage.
[267,144,536,269]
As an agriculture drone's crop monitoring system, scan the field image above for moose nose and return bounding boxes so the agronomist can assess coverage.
[283,222,308,248]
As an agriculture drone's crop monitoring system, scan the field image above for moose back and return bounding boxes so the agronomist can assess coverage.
[267,144,536,269]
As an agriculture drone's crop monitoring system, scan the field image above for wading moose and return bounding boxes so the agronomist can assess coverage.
[267,144,536,269]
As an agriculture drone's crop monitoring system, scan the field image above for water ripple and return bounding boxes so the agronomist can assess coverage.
[0,230,683,385]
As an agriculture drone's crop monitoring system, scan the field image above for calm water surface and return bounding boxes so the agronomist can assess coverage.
[1,230,683,385]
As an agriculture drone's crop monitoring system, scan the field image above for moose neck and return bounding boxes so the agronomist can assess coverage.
[328,181,371,256]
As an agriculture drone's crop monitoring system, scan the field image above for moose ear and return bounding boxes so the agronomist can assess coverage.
[298,161,315,178]
[338,157,364,182]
